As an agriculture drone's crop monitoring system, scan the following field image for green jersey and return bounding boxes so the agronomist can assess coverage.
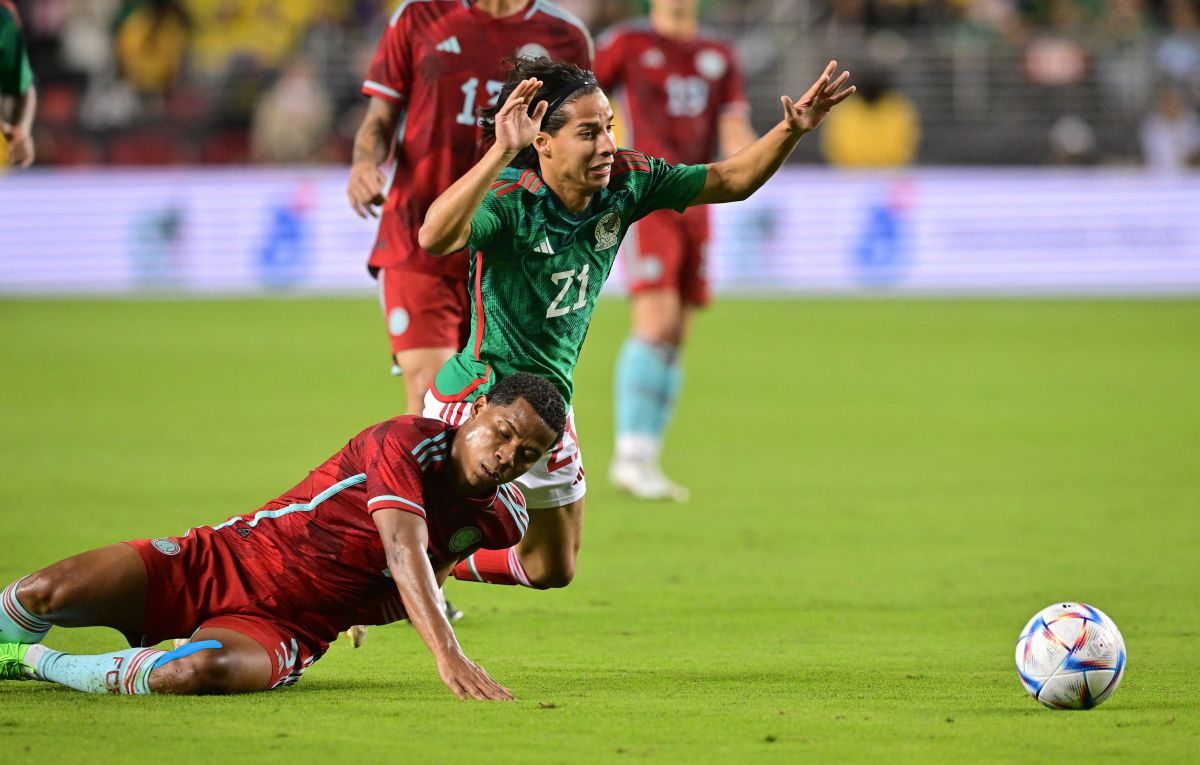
[431,149,707,406]
[0,3,33,98]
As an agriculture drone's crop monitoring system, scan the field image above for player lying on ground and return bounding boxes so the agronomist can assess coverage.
[0,373,564,699]
[415,56,853,592]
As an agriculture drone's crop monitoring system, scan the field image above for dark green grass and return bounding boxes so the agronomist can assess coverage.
[1,297,1197,763]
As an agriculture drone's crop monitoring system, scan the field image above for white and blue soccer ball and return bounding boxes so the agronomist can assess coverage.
[1015,602,1126,710]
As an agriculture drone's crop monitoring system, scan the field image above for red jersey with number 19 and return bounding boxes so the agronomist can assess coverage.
[594,21,748,166]
[362,0,593,279]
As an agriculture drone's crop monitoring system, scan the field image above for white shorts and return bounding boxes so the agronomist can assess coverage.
[423,389,587,510]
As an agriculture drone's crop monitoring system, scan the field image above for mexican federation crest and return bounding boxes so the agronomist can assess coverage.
[594,212,620,250]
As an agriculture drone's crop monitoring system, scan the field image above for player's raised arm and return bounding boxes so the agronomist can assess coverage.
[690,60,854,206]
[372,507,514,701]
[418,78,546,255]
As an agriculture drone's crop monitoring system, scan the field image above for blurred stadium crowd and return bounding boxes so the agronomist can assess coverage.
[7,0,1200,167]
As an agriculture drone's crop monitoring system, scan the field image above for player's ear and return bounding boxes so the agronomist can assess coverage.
[534,132,551,159]
[471,396,488,418]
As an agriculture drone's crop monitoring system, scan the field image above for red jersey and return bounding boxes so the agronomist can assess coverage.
[192,416,529,642]
[594,21,748,166]
[362,0,593,278]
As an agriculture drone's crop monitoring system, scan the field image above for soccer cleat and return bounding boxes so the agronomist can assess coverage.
[444,599,464,623]
[0,642,31,681]
[346,625,369,648]
[609,460,690,503]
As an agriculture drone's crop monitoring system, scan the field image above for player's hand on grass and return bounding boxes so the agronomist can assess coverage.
[493,77,546,156]
[436,651,514,701]
[781,60,855,135]
[1,122,35,168]
[348,161,387,218]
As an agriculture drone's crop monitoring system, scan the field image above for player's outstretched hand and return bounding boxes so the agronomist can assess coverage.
[493,77,547,155]
[348,161,387,219]
[436,652,514,701]
[781,60,855,135]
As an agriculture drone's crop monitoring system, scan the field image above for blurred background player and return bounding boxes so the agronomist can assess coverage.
[0,0,36,168]
[594,0,755,501]
[418,58,853,592]
[0,374,565,700]
[347,0,593,416]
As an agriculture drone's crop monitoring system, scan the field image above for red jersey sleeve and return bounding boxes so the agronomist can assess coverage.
[488,484,530,549]
[718,45,750,117]
[362,5,414,104]
[592,28,626,91]
[363,421,442,520]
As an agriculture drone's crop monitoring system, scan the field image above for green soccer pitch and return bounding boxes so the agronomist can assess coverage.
[1,297,1197,764]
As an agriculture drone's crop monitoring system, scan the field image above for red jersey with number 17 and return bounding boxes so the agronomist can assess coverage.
[362,0,593,278]
[594,21,748,166]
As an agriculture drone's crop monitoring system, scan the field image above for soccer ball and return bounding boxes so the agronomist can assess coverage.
[1015,602,1126,709]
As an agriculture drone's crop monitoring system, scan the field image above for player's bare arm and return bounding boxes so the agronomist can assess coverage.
[348,97,402,218]
[691,60,854,206]
[418,78,547,255]
[1,84,37,168]
[372,507,514,701]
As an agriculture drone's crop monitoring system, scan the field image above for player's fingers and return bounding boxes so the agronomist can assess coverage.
[472,665,514,700]
[780,95,795,119]
[824,70,851,96]
[531,100,548,126]
[0,122,11,139]
[827,85,857,105]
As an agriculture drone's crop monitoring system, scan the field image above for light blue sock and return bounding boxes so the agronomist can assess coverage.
[614,337,672,442]
[1,579,50,644]
[28,644,165,695]
[654,351,684,438]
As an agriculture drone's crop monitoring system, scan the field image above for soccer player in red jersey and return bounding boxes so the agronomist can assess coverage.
[347,0,592,416]
[0,374,564,700]
[594,0,757,501]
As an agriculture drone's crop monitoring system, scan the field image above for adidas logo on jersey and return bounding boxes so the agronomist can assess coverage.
[534,237,555,254]
[436,36,461,54]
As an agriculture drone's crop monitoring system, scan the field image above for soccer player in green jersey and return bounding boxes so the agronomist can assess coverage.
[0,0,36,168]
[418,56,854,591]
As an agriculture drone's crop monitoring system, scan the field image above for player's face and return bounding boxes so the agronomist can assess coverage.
[452,396,559,494]
[542,93,617,195]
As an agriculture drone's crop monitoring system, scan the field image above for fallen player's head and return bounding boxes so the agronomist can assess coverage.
[454,373,566,492]
[481,57,614,193]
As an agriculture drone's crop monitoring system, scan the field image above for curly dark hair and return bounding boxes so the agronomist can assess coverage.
[480,56,601,170]
[487,372,567,442]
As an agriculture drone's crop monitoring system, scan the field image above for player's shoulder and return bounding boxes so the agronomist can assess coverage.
[610,148,655,180]
[489,166,547,199]
[596,18,653,48]
[694,26,741,59]
[526,0,592,39]
[387,0,466,29]
[370,415,454,454]
[491,483,529,538]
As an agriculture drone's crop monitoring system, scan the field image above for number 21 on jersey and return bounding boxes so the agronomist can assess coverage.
[546,265,590,318]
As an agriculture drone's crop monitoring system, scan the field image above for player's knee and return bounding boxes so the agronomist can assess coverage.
[15,570,68,619]
[152,650,238,695]
[527,560,575,589]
